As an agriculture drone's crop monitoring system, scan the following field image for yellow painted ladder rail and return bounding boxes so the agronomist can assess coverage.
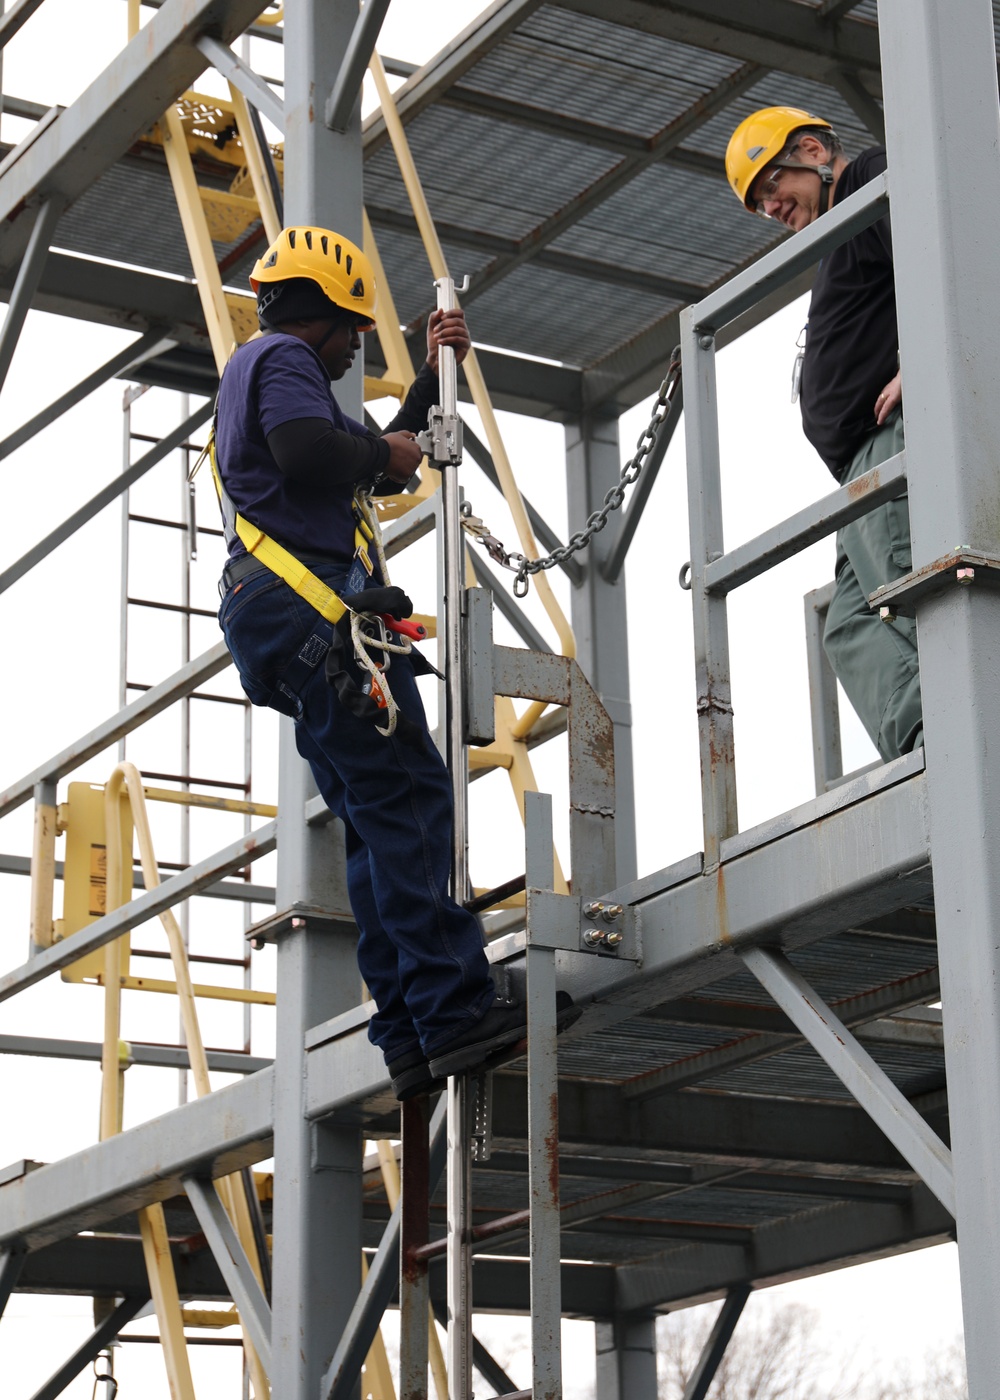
[99,763,271,1399]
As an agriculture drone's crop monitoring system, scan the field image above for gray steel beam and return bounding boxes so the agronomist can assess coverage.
[0,399,213,598]
[829,68,886,143]
[0,0,46,48]
[803,581,842,795]
[595,1314,658,1400]
[0,328,173,460]
[601,381,684,586]
[0,850,276,905]
[488,1073,940,1183]
[0,640,231,818]
[622,964,941,1099]
[197,34,284,130]
[704,452,906,594]
[615,1184,952,1314]
[0,0,269,265]
[460,61,764,314]
[594,760,931,1018]
[881,2,1000,1389]
[366,201,704,304]
[0,1032,272,1074]
[322,1098,447,1400]
[308,768,932,1113]
[184,1175,273,1373]
[0,1241,25,1317]
[325,0,391,132]
[27,1292,149,1400]
[272,8,366,1397]
[566,411,637,882]
[0,822,276,1002]
[3,251,586,419]
[741,948,954,1216]
[682,1286,750,1400]
[0,194,62,393]
[362,0,545,156]
[554,0,881,81]
[0,1067,273,1251]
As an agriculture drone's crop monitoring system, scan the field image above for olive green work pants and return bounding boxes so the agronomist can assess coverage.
[823,411,924,761]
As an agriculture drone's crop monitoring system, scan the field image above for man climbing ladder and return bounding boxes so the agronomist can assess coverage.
[213,224,575,1097]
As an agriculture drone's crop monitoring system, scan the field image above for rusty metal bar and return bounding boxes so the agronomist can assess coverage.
[399,1095,431,1400]
[705,451,906,595]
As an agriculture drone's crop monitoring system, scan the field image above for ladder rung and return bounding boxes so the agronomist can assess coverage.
[129,512,223,537]
[135,771,250,792]
[126,685,250,707]
[127,596,217,618]
[131,948,250,969]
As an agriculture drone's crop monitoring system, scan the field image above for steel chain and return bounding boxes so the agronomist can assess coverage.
[508,347,682,596]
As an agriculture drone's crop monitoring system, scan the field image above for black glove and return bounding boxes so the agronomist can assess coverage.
[340,585,413,618]
[324,617,427,751]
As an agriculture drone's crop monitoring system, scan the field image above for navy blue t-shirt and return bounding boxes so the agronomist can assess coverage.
[215,333,371,568]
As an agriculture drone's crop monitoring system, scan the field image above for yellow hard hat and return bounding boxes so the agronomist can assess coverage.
[725,107,833,211]
[250,226,377,328]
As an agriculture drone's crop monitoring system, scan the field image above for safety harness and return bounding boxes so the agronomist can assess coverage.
[194,419,423,740]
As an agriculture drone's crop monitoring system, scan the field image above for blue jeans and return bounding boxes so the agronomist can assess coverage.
[219,565,495,1060]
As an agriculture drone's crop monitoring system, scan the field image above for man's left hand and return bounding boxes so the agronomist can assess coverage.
[426,308,471,372]
[875,371,902,426]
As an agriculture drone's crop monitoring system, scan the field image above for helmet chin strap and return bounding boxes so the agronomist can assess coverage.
[817,162,835,213]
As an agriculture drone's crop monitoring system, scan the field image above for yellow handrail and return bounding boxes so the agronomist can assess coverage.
[101,764,271,1397]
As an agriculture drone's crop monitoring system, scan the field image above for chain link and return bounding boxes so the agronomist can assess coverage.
[508,348,682,596]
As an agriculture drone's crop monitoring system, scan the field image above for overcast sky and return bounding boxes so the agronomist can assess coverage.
[0,3,963,1396]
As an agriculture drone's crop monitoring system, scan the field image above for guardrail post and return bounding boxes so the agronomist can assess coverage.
[881,0,1000,1392]
[681,309,737,866]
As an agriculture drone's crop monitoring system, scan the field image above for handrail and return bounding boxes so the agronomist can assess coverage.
[692,173,888,333]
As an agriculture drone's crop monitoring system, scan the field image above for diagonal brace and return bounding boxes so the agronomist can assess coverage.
[682,1285,750,1400]
[0,195,64,395]
[197,35,284,130]
[0,398,213,598]
[321,1095,448,1400]
[0,1240,26,1317]
[326,0,392,131]
[28,1292,149,1400]
[0,329,174,461]
[184,1175,272,1374]
[742,946,955,1215]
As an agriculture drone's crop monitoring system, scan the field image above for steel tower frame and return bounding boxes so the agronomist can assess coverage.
[1,0,999,1397]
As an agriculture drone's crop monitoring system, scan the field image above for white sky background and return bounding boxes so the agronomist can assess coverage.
[0,1,964,1396]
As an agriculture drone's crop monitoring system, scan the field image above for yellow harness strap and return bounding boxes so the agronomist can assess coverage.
[206,434,362,626]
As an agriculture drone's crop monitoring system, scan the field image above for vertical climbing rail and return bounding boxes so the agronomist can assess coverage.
[432,272,475,1400]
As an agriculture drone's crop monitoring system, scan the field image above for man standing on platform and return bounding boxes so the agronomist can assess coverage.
[725,107,922,761]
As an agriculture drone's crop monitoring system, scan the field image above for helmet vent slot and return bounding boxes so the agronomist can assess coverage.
[304,230,313,249]
[346,254,353,274]
[321,235,329,255]
[288,229,296,249]
[335,243,342,263]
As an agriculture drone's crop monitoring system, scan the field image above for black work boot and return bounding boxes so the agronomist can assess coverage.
[427,965,579,1080]
[386,1047,446,1102]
